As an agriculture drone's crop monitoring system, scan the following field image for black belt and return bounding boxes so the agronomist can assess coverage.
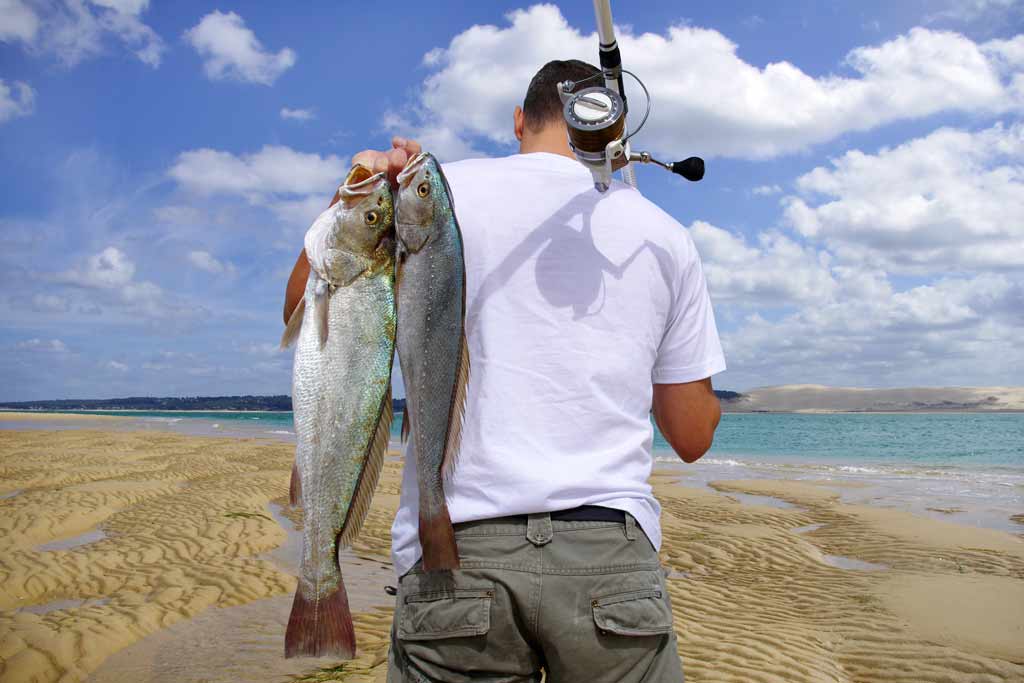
[453,505,626,530]
[549,505,625,523]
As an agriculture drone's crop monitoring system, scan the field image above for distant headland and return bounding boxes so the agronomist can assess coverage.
[1,386,1020,413]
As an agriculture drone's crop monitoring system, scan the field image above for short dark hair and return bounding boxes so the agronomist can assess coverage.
[522,59,601,132]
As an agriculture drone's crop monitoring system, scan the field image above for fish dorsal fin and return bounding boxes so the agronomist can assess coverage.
[441,332,470,479]
[280,296,306,349]
[337,387,392,549]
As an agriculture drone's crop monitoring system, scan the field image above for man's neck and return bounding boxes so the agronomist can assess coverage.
[518,125,576,160]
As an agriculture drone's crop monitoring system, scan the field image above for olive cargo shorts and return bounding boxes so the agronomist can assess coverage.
[386,512,685,682]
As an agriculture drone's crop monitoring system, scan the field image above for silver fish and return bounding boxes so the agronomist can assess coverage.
[280,165,396,658]
[395,152,469,571]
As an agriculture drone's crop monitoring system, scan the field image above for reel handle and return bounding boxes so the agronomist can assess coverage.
[630,152,706,182]
[672,157,705,182]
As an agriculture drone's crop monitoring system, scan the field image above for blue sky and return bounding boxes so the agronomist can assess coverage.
[1,0,1022,401]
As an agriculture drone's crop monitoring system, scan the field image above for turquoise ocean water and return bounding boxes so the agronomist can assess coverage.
[22,409,1022,466]
[4,409,1022,532]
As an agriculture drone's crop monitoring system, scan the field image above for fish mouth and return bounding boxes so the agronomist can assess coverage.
[397,152,430,189]
[339,165,387,204]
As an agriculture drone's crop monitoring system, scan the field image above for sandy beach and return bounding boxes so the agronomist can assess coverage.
[1,419,1022,682]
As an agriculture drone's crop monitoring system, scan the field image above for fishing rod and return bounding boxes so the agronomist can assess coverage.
[559,0,705,192]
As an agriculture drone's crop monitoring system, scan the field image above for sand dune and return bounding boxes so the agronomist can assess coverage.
[729,385,1024,412]
[0,428,1022,682]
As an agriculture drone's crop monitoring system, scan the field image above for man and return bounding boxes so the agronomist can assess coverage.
[283,59,724,682]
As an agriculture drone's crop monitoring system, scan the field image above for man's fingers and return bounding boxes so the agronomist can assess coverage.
[385,148,412,187]
[392,135,422,157]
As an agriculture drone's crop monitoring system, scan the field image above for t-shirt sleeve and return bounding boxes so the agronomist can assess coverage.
[652,242,726,384]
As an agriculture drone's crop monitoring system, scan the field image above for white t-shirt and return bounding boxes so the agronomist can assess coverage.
[390,152,726,577]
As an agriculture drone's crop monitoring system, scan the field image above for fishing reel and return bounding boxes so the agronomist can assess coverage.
[559,69,704,192]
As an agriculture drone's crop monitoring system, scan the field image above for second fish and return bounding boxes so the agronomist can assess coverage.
[395,152,469,571]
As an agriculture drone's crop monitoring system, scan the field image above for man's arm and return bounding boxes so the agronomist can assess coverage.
[652,377,721,463]
[282,137,422,325]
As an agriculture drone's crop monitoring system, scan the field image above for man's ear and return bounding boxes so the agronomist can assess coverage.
[513,105,525,142]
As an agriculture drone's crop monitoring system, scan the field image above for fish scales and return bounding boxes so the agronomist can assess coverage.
[283,166,396,659]
[395,152,470,571]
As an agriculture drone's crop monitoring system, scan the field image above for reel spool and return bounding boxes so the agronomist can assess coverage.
[560,85,629,192]
[559,75,706,192]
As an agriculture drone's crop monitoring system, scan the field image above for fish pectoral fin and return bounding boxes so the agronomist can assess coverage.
[324,248,372,286]
[280,297,306,349]
[313,280,330,348]
[441,332,470,479]
[337,386,393,549]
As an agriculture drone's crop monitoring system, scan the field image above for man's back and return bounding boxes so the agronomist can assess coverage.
[390,151,725,576]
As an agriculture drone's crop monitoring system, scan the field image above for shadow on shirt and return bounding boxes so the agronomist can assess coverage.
[469,186,675,323]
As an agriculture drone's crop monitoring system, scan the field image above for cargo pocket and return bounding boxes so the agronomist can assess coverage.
[591,587,674,637]
[398,587,494,641]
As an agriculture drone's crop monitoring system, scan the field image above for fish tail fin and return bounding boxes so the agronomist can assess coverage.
[441,332,470,480]
[284,583,355,659]
[338,388,392,548]
[419,505,460,571]
[280,297,306,349]
[289,459,302,507]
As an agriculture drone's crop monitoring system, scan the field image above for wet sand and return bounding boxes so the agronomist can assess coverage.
[1,428,1022,682]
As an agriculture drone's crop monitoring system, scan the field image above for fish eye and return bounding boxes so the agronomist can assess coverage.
[365,210,380,225]
[416,182,430,198]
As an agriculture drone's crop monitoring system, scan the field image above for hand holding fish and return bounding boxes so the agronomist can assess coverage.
[353,136,422,189]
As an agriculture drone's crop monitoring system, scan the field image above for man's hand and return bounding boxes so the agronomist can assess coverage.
[352,136,422,188]
[283,137,422,325]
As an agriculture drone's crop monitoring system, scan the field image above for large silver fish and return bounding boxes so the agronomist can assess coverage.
[395,152,469,571]
[280,165,396,658]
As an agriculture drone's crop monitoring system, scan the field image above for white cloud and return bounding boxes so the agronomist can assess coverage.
[752,184,781,196]
[184,11,295,85]
[400,5,1024,160]
[15,338,68,353]
[280,107,315,121]
[169,145,344,198]
[187,249,235,275]
[0,79,34,122]
[0,0,39,43]
[168,145,346,227]
[8,0,165,67]
[106,360,128,372]
[783,122,1024,272]
[690,221,836,307]
[720,272,1024,387]
[926,0,1022,24]
[58,246,135,288]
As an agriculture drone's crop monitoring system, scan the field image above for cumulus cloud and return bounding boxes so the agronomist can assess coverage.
[57,246,135,288]
[689,221,836,307]
[4,0,165,67]
[720,273,1024,386]
[397,5,1024,161]
[168,145,345,226]
[782,122,1024,272]
[48,246,198,321]
[280,107,314,121]
[184,11,295,85]
[0,0,39,43]
[187,249,236,275]
[0,79,34,123]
